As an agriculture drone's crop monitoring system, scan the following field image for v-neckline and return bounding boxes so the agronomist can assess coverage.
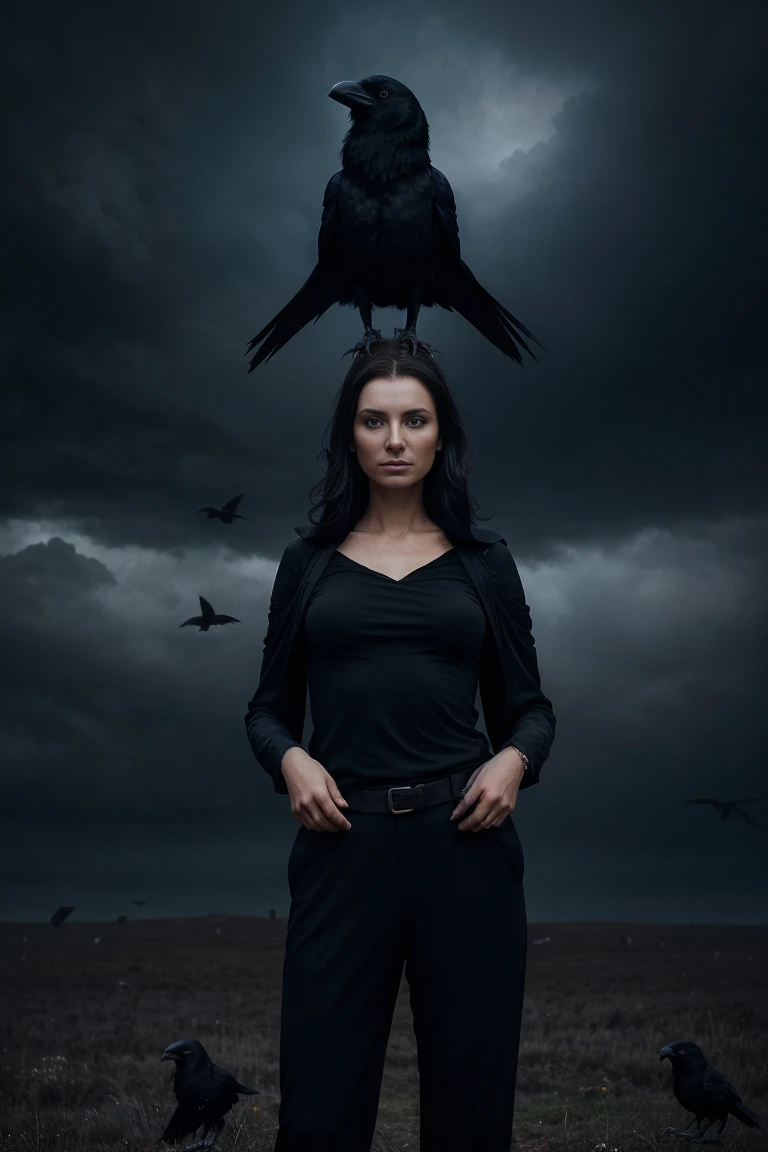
[334,547,455,584]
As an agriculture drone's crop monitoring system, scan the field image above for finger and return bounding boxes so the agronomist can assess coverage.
[318,795,352,831]
[450,787,479,821]
[450,764,486,820]
[457,800,498,832]
[300,799,337,831]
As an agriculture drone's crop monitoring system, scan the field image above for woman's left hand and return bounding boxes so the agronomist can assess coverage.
[449,749,526,831]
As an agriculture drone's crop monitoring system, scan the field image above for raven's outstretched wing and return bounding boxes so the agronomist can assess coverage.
[221,494,244,515]
[212,614,240,625]
[199,596,215,617]
[180,616,203,628]
[246,172,343,372]
[429,166,542,365]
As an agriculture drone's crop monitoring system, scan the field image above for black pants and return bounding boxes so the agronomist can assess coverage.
[273,787,527,1152]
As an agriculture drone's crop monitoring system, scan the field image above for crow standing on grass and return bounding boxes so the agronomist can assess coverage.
[246,74,542,370]
[660,1041,764,1143]
[160,1040,259,1151]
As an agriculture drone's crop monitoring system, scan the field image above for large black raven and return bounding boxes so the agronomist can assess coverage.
[660,1041,764,1143]
[179,596,240,632]
[160,1039,259,1151]
[246,74,542,370]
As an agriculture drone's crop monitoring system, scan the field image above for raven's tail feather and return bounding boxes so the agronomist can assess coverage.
[730,1101,764,1130]
[433,260,544,365]
[246,265,340,371]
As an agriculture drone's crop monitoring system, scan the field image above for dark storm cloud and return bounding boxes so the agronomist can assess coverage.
[2,0,765,920]
[2,0,763,552]
[0,514,765,920]
[0,535,266,824]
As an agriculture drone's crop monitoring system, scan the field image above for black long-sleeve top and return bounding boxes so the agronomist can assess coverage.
[303,548,493,790]
[244,526,556,795]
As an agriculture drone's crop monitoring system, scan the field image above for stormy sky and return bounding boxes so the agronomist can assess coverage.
[1,0,765,923]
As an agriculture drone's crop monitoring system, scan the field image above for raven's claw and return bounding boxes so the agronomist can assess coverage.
[181,1136,219,1152]
[394,326,435,357]
[342,326,382,359]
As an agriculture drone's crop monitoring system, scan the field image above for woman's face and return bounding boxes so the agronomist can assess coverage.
[351,375,442,488]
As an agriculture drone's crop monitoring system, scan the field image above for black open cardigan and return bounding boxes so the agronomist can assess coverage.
[245,524,556,795]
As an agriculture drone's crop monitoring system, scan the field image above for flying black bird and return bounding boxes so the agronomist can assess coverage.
[684,798,759,826]
[246,74,542,370]
[160,1039,259,1151]
[197,494,246,523]
[179,596,240,632]
[660,1041,764,1143]
[132,899,148,906]
[51,906,74,928]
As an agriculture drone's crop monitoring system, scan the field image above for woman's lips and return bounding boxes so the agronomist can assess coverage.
[380,462,411,468]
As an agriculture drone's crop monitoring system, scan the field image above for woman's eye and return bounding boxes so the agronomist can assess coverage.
[364,417,424,428]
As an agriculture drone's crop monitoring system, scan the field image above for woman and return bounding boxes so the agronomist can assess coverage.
[245,338,556,1152]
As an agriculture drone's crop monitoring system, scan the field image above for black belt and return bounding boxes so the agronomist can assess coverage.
[341,766,478,814]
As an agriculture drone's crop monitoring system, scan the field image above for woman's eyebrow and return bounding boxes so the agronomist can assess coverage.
[358,407,431,417]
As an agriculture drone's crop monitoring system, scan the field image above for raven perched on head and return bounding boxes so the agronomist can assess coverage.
[246,74,542,370]
[660,1040,764,1143]
[160,1039,259,1151]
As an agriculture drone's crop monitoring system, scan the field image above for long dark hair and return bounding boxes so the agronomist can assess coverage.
[307,339,494,540]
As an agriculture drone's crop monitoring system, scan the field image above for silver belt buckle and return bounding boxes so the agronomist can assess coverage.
[387,785,415,814]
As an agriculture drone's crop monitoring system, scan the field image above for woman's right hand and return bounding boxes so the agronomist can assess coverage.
[280,747,351,831]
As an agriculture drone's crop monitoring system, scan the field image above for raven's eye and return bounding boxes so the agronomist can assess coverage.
[379,90,389,98]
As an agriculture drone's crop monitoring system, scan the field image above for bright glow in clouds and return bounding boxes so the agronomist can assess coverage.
[373,14,595,188]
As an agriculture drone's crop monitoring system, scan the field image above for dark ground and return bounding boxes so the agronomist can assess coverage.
[1,919,766,1151]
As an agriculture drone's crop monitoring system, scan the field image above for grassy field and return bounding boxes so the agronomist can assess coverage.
[1,918,766,1152]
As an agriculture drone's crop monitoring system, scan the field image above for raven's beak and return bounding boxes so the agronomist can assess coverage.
[659,1046,674,1062]
[161,1052,174,1062]
[328,81,375,111]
